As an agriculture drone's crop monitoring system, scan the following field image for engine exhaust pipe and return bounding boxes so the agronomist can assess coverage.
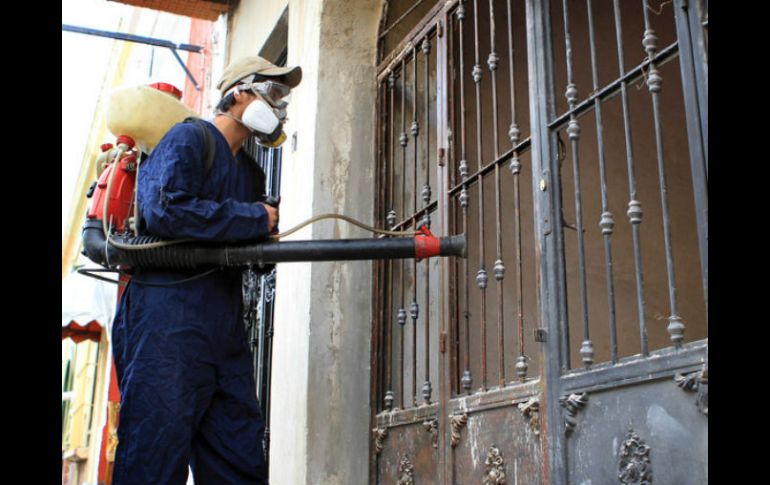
[82,219,466,270]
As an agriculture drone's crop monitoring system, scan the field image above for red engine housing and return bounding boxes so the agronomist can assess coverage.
[87,149,138,233]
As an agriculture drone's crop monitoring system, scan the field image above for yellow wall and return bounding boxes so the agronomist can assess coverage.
[63,339,99,452]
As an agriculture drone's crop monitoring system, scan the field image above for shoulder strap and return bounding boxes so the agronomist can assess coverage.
[134,118,215,236]
[183,117,216,177]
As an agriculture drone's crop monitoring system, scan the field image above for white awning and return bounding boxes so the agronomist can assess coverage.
[62,269,118,342]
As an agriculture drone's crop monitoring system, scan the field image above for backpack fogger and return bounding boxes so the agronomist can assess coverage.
[81,82,465,279]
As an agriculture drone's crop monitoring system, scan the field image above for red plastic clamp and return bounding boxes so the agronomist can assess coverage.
[414,225,441,262]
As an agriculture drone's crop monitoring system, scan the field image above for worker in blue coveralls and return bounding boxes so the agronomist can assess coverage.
[111,55,301,485]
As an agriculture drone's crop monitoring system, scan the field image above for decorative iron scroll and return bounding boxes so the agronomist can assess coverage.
[674,371,699,391]
[449,413,468,447]
[674,365,708,415]
[517,397,540,436]
[560,392,588,435]
[372,427,388,455]
[617,429,652,484]
[398,454,414,485]
[423,418,438,449]
[483,445,506,484]
[263,269,277,303]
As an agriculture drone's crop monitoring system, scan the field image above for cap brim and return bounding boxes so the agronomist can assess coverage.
[258,65,302,88]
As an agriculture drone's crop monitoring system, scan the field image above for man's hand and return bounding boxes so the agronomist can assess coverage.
[259,203,279,234]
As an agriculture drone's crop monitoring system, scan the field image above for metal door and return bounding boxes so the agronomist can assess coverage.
[371,1,707,483]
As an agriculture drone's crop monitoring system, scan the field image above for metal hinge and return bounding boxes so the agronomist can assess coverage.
[438,148,446,166]
[439,332,447,353]
[535,329,547,342]
[438,20,444,38]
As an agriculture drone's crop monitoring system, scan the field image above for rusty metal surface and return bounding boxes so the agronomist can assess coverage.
[451,406,543,484]
[376,420,440,484]
[448,379,540,415]
[378,404,440,429]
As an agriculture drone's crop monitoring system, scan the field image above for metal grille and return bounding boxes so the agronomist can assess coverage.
[238,50,288,469]
[375,0,542,413]
[446,0,539,395]
[242,141,282,465]
[374,0,708,398]
[377,31,442,411]
[372,1,706,482]
[548,0,707,370]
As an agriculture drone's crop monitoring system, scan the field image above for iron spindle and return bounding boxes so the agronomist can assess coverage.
[422,35,432,404]
[386,73,397,411]
[562,0,593,368]
[488,0,505,387]
[457,1,473,394]
[400,58,407,409]
[506,0,527,381]
[586,0,619,364]
[641,1,686,348]
[473,0,489,391]
[411,48,419,407]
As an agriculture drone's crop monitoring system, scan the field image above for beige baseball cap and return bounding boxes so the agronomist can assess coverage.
[217,55,302,94]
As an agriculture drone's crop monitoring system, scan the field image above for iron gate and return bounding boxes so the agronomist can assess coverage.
[371,1,707,483]
[243,128,283,472]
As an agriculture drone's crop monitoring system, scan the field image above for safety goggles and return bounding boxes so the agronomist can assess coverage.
[238,79,292,109]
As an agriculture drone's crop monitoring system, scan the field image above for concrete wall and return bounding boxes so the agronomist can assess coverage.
[267,0,319,482]
[225,0,386,482]
[269,0,382,483]
[306,1,381,482]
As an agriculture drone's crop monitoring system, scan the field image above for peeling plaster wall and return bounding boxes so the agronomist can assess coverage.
[305,1,381,483]
[227,1,382,482]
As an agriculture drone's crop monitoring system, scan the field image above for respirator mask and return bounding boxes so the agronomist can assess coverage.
[235,78,292,148]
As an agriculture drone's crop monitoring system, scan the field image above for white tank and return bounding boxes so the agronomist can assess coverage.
[106,85,198,154]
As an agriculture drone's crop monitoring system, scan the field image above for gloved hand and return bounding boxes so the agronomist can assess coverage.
[258,196,280,235]
[255,195,280,275]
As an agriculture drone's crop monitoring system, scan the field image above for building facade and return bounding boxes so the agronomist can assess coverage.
[232,1,708,484]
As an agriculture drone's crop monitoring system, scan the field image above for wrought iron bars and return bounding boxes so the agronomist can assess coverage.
[488,0,507,388]
[411,47,419,407]
[452,0,533,389]
[561,0,594,368]
[586,0,619,364]
[456,1,473,395]
[399,57,408,409]
[472,0,489,391]
[422,35,433,405]
[382,38,437,409]
[612,0,649,358]
[384,71,396,411]
[641,0,686,347]
[506,0,528,380]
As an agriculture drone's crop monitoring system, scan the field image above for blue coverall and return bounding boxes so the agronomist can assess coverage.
[111,120,271,484]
